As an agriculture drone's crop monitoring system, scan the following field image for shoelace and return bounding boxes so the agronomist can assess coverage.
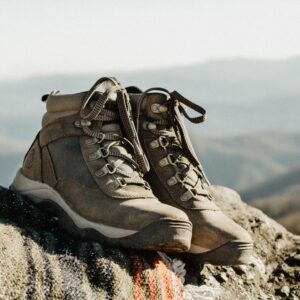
[77,77,150,188]
[136,88,211,200]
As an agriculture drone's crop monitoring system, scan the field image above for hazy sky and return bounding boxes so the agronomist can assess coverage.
[1,0,300,80]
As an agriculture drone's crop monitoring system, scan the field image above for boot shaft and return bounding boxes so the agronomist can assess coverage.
[129,88,216,209]
[22,78,151,197]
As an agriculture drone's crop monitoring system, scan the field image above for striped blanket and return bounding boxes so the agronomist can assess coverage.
[0,187,185,300]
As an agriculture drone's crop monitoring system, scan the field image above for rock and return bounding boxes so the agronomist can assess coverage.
[0,185,299,299]
[216,272,228,283]
[286,253,300,267]
[184,185,300,300]
[280,285,290,297]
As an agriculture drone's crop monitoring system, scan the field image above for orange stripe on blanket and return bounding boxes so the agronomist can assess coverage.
[155,259,175,300]
[148,266,158,300]
[132,255,145,300]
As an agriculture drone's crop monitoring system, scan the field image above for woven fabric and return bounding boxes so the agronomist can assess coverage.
[0,187,185,300]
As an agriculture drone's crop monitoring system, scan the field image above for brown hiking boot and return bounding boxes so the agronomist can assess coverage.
[11,78,192,252]
[128,87,253,265]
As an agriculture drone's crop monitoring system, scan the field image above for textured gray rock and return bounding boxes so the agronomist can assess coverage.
[185,186,300,300]
[0,185,299,299]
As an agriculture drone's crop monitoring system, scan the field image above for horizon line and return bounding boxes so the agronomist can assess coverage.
[1,55,300,83]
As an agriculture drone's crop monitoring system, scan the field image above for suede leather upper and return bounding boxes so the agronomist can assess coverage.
[130,90,253,249]
[21,82,191,232]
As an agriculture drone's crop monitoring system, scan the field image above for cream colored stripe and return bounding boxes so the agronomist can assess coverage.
[46,253,65,299]
[108,250,135,300]
[30,232,47,300]
[0,224,28,299]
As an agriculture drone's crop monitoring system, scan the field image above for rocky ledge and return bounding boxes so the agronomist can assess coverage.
[0,185,299,300]
[185,186,300,300]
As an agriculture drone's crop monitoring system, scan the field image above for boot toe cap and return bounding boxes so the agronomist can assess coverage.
[190,210,253,252]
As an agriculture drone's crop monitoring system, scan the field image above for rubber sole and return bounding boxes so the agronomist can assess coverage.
[11,169,192,252]
[181,240,254,265]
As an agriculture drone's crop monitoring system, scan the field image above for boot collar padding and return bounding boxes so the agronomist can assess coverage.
[42,92,87,127]
[46,92,87,113]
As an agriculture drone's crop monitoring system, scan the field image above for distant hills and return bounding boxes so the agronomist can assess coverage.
[241,168,300,235]
[195,132,300,190]
[1,57,300,141]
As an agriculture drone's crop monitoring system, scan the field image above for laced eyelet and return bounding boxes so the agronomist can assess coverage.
[167,154,176,165]
[99,147,109,158]
[176,163,187,172]
[180,188,197,202]
[95,163,117,177]
[158,136,169,148]
[88,147,109,160]
[106,163,117,174]
[175,172,186,183]
[167,172,186,186]
[96,133,105,144]
[117,178,127,188]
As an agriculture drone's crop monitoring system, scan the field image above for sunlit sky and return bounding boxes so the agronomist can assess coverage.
[1,0,300,80]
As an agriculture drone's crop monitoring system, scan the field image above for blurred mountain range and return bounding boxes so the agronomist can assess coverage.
[241,167,300,235]
[0,58,299,232]
[1,57,300,140]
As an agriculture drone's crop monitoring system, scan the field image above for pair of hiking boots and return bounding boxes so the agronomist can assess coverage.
[11,77,253,265]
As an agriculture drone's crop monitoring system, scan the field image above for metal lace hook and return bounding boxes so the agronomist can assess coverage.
[135,87,171,136]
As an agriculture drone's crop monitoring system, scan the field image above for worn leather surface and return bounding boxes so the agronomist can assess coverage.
[22,137,42,182]
[20,89,191,231]
[48,136,97,189]
[133,93,218,210]
[41,146,57,187]
[54,177,189,230]
[40,115,83,147]
[130,91,253,248]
